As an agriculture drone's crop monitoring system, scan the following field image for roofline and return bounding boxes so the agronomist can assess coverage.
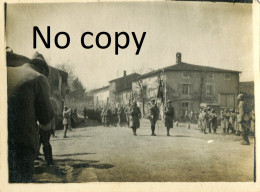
[108,73,141,82]
[91,85,110,93]
[134,63,241,81]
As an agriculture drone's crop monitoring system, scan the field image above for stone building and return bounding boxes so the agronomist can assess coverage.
[132,52,241,119]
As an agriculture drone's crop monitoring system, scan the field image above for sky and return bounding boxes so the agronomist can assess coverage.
[6,2,253,90]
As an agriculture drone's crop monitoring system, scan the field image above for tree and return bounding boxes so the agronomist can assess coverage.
[56,63,86,101]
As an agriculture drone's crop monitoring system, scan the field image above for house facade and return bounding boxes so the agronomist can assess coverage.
[132,52,240,119]
[93,86,110,109]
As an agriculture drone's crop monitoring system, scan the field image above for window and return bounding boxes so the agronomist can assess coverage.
[207,73,214,79]
[206,83,215,96]
[182,84,189,95]
[224,73,231,80]
[182,72,190,78]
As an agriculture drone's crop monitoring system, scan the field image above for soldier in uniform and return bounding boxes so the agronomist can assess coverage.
[63,106,71,138]
[130,101,141,136]
[105,106,112,127]
[201,108,209,134]
[117,105,124,127]
[149,99,159,136]
[124,103,131,128]
[237,94,250,145]
[211,109,218,133]
[101,106,106,127]
[164,100,175,136]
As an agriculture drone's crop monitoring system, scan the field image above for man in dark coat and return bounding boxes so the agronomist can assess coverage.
[7,52,54,183]
[237,94,251,145]
[149,99,159,136]
[164,100,175,136]
[130,101,141,136]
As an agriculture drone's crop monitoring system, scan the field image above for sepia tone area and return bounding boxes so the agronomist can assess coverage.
[5,2,255,183]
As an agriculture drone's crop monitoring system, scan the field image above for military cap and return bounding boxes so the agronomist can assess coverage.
[167,100,172,103]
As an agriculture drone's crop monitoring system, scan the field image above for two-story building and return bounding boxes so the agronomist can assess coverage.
[109,71,141,106]
[133,52,241,119]
[92,86,110,109]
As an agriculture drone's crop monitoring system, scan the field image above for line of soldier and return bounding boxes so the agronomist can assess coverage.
[198,94,254,145]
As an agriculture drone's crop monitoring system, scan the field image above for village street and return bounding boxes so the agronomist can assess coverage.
[34,119,255,183]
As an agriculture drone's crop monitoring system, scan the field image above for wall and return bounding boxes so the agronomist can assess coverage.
[93,88,110,108]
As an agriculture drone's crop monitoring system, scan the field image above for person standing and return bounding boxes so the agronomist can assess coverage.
[63,106,71,138]
[39,122,54,166]
[124,103,131,128]
[149,99,159,136]
[237,94,251,145]
[201,108,209,134]
[83,107,87,120]
[211,109,218,134]
[164,100,175,136]
[7,52,54,183]
[130,101,141,136]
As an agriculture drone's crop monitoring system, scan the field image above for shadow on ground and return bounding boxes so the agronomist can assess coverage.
[33,158,114,183]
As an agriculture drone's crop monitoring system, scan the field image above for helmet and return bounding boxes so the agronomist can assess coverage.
[237,94,244,100]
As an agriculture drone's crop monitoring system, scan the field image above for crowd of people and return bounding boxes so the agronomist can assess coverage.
[197,95,255,145]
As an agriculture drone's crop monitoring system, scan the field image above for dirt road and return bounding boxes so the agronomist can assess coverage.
[34,119,255,182]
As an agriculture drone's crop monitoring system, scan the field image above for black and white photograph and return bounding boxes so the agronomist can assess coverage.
[2,0,258,188]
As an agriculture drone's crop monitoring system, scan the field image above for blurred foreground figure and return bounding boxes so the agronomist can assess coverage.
[8,52,54,183]
[237,94,250,145]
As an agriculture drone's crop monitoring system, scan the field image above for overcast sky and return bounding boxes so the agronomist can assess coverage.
[6,2,253,90]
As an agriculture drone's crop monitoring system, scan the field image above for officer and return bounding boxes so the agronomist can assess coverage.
[149,99,159,136]
[237,94,250,145]
[164,100,175,136]
[130,100,141,136]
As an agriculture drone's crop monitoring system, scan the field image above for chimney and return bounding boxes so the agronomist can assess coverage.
[176,52,182,64]
[123,70,126,77]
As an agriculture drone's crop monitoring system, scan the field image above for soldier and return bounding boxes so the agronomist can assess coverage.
[83,107,87,119]
[63,106,71,138]
[130,101,141,136]
[198,108,203,132]
[117,105,124,127]
[149,99,159,136]
[7,52,54,182]
[111,106,118,127]
[105,106,112,127]
[164,100,175,136]
[250,109,255,136]
[101,107,106,126]
[237,94,251,145]
[207,107,212,133]
[201,108,209,134]
[211,109,218,133]
[124,103,131,128]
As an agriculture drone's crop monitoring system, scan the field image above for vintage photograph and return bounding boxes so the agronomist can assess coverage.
[5,1,255,183]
